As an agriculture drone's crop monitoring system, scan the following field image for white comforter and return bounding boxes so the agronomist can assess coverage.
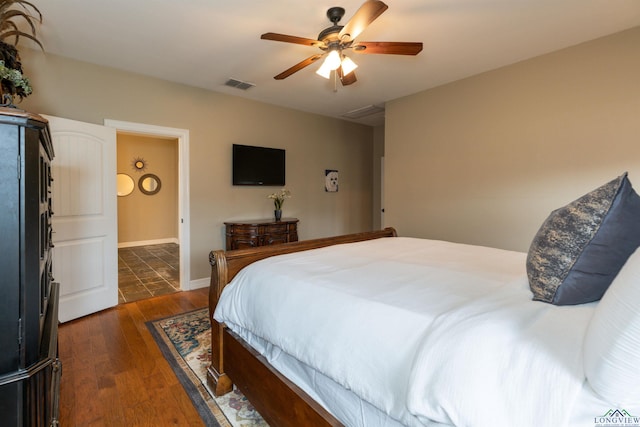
[214,237,595,427]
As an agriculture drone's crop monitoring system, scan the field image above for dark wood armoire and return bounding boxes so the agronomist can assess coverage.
[0,108,61,426]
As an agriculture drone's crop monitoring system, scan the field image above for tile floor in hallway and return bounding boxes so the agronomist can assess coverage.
[118,243,180,303]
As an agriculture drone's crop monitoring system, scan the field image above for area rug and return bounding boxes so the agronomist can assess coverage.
[146,308,268,427]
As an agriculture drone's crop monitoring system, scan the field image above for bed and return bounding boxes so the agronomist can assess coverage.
[207,175,640,427]
[207,228,397,426]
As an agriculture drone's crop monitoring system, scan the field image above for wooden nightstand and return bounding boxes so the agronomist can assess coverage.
[224,218,299,250]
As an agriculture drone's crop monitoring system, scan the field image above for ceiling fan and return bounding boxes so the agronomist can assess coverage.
[261,0,423,87]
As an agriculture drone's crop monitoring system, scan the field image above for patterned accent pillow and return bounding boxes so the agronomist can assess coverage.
[527,173,640,305]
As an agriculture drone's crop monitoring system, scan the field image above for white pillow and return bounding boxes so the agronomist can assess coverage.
[583,247,640,404]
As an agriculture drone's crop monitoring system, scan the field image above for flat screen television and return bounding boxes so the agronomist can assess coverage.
[232,144,286,186]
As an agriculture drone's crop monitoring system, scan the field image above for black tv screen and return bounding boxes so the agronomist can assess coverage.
[232,144,285,186]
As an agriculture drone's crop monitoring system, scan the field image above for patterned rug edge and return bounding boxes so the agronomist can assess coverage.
[146,308,231,427]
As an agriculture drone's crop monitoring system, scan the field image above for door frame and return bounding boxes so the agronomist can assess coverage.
[380,156,385,227]
[104,119,191,290]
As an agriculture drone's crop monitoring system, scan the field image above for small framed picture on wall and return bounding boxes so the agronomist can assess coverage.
[325,169,338,192]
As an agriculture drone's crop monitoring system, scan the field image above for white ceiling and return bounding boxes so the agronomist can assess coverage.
[34,0,640,126]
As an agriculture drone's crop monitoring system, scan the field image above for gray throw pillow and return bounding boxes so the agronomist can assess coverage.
[527,173,640,305]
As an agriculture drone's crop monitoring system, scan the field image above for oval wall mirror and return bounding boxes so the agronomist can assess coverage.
[117,173,135,196]
[139,173,161,195]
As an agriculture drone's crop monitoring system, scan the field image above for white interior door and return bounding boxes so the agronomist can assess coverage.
[45,115,118,322]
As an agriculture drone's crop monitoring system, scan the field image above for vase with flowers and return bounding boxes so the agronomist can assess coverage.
[267,188,291,221]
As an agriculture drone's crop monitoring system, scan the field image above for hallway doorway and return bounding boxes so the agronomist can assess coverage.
[106,119,191,304]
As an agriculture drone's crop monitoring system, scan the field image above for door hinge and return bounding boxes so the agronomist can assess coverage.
[17,155,21,180]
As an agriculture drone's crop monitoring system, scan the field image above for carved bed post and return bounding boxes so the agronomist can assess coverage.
[207,250,233,396]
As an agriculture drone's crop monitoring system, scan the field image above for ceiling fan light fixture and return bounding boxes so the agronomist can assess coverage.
[315,61,332,79]
[325,49,342,70]
[341,55,358,76]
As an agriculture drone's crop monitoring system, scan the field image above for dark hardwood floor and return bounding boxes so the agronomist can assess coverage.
[58,287,209,426]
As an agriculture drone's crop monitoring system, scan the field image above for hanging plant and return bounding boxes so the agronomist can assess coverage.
[0,0,42,104]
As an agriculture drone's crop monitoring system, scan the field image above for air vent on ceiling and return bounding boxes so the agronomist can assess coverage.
[341,105,385,120]
[224,78,255,91]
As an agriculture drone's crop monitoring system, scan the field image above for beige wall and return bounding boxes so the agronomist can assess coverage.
[117,134,179,244]
[19,51,374,280]
[386,27,640,252]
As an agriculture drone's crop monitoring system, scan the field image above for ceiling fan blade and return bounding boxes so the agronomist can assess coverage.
[337,67,357,86]
[352,41,423,55]
[338,0,388,42]
[274,54,324,80]
[261,32,322,47]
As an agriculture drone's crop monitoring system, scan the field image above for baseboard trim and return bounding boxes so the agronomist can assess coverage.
[118,238,179,248]
[188,277,210,290]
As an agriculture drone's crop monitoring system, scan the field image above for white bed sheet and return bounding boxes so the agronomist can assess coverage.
[231,325,451,427]
[214,237,620,427]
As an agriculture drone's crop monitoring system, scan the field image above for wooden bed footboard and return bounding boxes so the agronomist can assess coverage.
[206,227,397,404]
